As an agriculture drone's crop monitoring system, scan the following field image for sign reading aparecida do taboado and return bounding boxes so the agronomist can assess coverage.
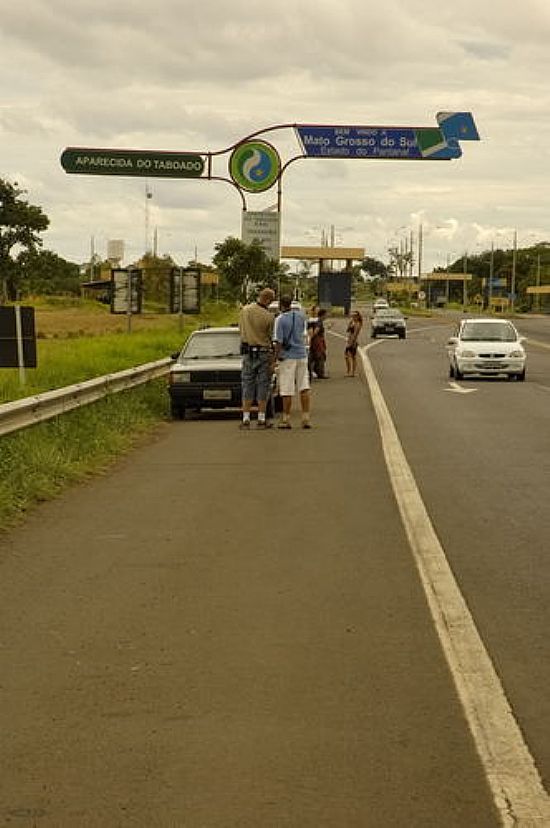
[61,148,206,178]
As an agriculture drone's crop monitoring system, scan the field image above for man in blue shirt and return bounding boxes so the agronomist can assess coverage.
[273,296,312,429]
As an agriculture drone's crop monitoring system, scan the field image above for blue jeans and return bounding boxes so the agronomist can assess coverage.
[241,351,272,402]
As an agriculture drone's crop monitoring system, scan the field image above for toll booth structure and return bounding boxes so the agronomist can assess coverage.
[281,245,365,315]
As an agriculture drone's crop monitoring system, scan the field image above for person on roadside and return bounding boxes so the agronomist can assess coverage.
[273,295,312,429]
[345,310,363,377]
[308,304,319,326]
[238,287,276,430]
[308,307,328,379]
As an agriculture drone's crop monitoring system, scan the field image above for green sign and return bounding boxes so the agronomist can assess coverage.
[229,140,281,192]
[61,148,205,178]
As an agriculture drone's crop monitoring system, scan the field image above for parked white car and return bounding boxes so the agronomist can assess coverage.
[373,298,390,311]
[447,318,526,381]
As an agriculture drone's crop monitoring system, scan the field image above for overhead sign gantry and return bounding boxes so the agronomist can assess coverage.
[60,111,479,258]
[61,111,479,193]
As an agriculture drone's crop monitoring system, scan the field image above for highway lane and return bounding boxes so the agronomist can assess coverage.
[364,315,550,799]
[0,336,501,827]
[513,314,550,350]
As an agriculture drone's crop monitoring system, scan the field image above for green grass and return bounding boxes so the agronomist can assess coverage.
[0,381,167,527]
[0,302,237,403]
[0,300,237,528]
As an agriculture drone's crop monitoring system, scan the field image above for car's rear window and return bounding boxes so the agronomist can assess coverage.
[461,322,517,342]
[181,332,241,359]
[376,310,402,319]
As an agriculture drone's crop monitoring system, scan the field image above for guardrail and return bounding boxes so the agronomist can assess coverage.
[0,358,172,438]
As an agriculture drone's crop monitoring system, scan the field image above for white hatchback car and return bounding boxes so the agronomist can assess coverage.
[447,318,526,381]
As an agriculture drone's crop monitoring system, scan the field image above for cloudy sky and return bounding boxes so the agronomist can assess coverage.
[1,0,550,273]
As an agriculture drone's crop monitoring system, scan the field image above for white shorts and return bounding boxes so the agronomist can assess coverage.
[277,358,310,396]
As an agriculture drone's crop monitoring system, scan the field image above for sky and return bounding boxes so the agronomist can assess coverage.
[2,0,550,274]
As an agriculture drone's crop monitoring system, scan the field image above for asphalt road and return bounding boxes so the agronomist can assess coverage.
[365,312,550,797]
[0,312,548,826]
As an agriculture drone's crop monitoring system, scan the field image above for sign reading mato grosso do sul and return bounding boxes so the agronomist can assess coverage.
[61,148,205,178]
[295,112,479,161]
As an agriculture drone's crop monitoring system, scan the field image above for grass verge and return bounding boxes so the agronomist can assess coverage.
[0,380,168,529]
[0,301,238,528]
[0,301,237,403]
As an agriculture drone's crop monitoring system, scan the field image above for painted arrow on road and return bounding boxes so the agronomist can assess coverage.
[445,381,477,394]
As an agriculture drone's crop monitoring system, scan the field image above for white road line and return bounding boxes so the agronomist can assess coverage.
[526,338,550,351]
[358,343,550,826]
[446,381,477,394]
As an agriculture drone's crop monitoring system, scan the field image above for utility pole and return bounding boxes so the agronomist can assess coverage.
[417,223,423,280]
[462,251,468,309]
[536,252,541,312]
[511,230,518,311]
[489,242,494,312]
[90,235,95,280]
[144,182,152,254]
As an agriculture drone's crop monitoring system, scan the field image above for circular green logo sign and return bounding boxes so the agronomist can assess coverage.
[229,140,281,192]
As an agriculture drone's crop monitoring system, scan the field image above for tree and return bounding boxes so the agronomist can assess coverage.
[361,256,389,280]
[0,179,49,300]
[212,237,283,302]
[19,249,81,295]
[386,247,411,280]
[132,252,177,304]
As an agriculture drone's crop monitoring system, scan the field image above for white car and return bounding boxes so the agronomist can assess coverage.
[268,299,302,315]
[447,318,526,381]
[373,298,390,311]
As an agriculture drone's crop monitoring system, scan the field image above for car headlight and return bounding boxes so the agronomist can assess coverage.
[458,349,476,358]
[509,350,525,358]
[172,371,191,383]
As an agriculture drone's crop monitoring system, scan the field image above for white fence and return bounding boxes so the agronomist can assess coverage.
[0,358,172,438]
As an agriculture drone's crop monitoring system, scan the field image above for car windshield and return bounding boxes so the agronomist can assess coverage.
[180,332,241,359]
[460,322,517,342]
[376,310,402,319]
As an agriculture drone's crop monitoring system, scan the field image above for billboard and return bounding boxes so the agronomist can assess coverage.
[110,269,142,314]
[170,268,201,314]
[318,271,352,314]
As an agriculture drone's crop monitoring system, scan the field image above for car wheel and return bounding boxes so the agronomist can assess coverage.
[170,402,185,420]
[517,370,526,382]
[399,333,406,339]
[449,363,455,379]
[454,363,464,380]
[371,332,377,338]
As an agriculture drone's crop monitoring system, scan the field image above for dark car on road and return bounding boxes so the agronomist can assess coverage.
[371,309,407,339]
[168,326,279,420]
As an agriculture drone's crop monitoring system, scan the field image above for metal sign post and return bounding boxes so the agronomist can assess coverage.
[14,303,26,386]
[127,270,132,333]
[179,270,184,334]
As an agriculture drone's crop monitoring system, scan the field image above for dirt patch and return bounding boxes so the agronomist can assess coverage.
[35,306,176,338]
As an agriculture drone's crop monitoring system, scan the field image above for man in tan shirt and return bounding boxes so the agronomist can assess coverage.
[238,287,275,429]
